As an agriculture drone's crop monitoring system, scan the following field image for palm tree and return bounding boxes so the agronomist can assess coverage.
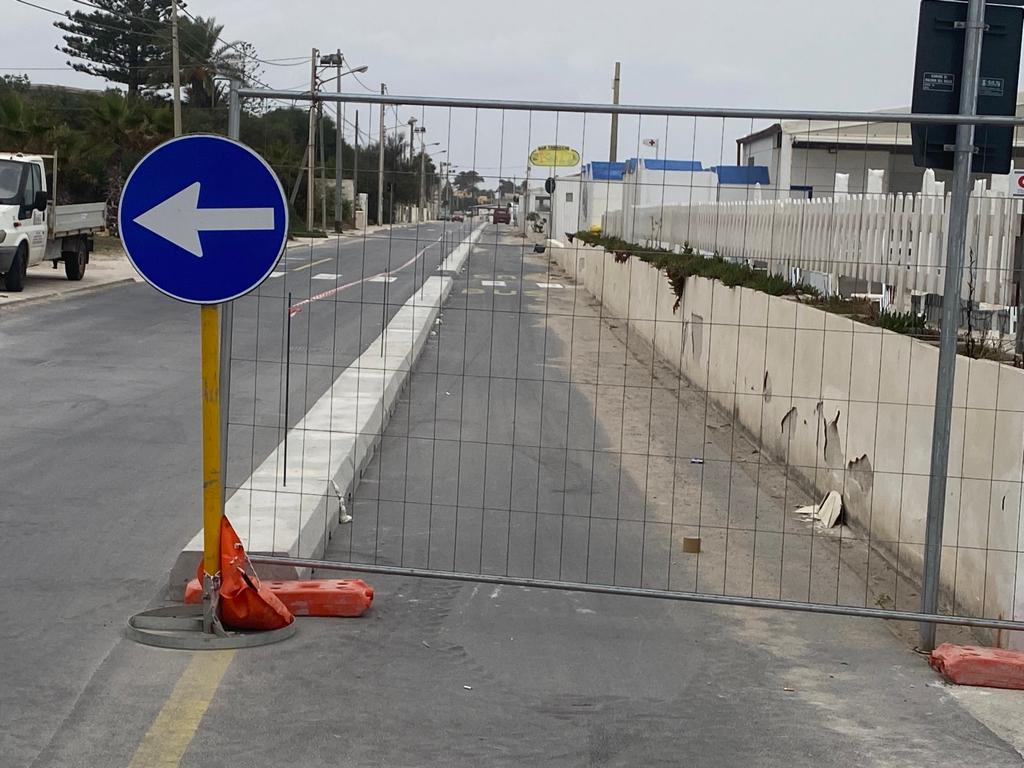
[0,90,48,150]
[88,92,171,232]
[154,15,244,109]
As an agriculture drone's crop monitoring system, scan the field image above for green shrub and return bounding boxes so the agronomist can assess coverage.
[573,230,817,305]
[874,310,926,335]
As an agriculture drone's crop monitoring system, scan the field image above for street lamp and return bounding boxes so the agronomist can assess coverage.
[318,64,369,87]
[428,148,447,217]
[318,50,369,232]
[415,132,441,222]
[407,117,418,163]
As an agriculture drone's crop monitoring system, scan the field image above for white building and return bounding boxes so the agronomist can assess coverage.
[711,165,772,201]
[737,94,1024,197]
[579,161,625,230]
[621,158,719,209]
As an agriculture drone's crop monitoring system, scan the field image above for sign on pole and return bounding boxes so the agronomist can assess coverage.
[529,145,581,168]
[120,134,288,632]
[911,0,1023,173]
[1012,170,1024,197]
[119,134,289,303]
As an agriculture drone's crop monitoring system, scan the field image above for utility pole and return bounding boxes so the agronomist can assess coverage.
[377,83,386,226]
[331,49,344,233]
[306,47,319,232]
[418,128,427,222]
[609,61,620,163]
[353,110,360,215]
[318,102,327,232]
[920,0,986,652]
[170,0,182,137]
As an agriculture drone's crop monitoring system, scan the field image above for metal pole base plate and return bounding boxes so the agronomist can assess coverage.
[126,605,296,650]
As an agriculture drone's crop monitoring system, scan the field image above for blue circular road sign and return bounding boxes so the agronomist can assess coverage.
[119,135,288,304]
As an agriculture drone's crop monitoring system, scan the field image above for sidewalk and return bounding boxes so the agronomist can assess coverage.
[0,241,141,311]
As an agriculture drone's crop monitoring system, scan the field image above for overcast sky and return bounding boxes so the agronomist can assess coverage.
[8,0,939,184]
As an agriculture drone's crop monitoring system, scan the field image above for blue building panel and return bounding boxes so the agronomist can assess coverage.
[712,165,772,185]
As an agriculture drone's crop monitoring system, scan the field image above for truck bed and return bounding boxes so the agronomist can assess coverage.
[52,202,105,236]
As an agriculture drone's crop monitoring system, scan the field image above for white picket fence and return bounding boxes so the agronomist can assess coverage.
[603,190,1024,308]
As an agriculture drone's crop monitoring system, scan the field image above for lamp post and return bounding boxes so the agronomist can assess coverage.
[318,51,368,232]
[417,139,442,222]
[407,117,418,163]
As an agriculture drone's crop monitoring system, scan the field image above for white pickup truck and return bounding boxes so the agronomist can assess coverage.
[0,152,106,292]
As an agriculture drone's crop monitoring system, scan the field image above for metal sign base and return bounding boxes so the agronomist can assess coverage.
[126,605,296,650]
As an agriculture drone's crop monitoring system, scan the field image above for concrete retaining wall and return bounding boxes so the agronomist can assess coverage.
[552,241,1024,642]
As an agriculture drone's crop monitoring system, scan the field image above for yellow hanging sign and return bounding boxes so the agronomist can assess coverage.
[529,145,581,167]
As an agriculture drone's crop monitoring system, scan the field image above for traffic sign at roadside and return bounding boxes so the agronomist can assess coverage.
[1013,170,1024,198]
[119,134,288,304]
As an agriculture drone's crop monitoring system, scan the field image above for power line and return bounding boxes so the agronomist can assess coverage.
[15,0,166,39]
[1,63,172,71]
[176,4,299,73]
[349,70,377,93]
[14,0,62,15]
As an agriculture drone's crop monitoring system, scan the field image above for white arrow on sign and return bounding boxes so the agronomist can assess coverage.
[133,181,275,257]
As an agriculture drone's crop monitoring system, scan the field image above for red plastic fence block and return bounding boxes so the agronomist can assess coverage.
[185,578,374,618]
[930,643,1024,690]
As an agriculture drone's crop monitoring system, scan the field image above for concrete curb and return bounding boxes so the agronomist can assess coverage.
[169,224,485,597]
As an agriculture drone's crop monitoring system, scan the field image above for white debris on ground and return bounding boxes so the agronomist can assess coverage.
[795,490,844,528]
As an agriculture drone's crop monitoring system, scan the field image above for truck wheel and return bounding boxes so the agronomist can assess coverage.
[64,239,87,281]
[4,244,27,292]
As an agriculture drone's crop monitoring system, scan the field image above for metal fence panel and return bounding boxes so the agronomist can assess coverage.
[220,87,1024,641]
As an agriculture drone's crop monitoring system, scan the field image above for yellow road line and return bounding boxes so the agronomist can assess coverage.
[128,650,234,768]
[291,257,332,272]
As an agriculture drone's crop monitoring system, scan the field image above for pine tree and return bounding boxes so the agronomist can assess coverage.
[55,1,174,97]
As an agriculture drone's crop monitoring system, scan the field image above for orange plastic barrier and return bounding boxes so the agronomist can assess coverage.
[194,517,294,631]
[186,577,374,618]
[930,643,1024,690]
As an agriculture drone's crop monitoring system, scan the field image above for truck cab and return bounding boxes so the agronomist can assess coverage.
[0,154,49,290]
[0,152,103,292]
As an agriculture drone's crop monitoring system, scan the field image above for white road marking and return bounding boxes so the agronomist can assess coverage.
[368,275,398,283]
[312,273,342,280]
[481,280,506,287]
[536,282,564,288]
[269,271,285,278]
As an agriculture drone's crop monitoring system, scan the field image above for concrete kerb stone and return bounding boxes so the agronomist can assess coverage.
[169,224,486,598]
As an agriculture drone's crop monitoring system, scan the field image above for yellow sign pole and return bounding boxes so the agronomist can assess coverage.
[200,304,222,613]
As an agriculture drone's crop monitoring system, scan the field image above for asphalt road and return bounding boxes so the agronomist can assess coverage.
[0,220,472,767]
[223,220,474,492]
[2,222,1021,767]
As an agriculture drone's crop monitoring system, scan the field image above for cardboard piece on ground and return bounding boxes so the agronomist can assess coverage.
[795,490,844,528]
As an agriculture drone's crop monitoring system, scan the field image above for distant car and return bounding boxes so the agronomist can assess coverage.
[492,207,511,224]
[452,212,464,222]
